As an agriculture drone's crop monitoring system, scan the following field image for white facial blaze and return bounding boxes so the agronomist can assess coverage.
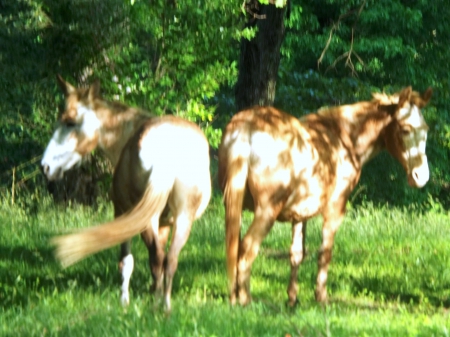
[398,105,423,127]
[78,105,102,138]
[41,127,82,180]
[41,104,101,181]
[399,105,429,188]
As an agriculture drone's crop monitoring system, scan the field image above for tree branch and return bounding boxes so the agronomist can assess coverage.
[318,0,366,75]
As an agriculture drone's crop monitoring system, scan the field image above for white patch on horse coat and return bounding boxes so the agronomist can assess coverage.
[77,105,102,138]
[139,123,210,194]
[224,129,251,161]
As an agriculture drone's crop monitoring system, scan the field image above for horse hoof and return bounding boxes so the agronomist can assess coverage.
[238,293,252,306]
[287,298,299,308]
[315,290,327,303]
[120,293,130,306]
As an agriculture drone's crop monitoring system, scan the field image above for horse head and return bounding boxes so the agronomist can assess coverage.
[41,76,102,181]
[381,86,432,188]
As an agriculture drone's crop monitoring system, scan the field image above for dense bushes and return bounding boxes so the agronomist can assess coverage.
[1,0,449,209]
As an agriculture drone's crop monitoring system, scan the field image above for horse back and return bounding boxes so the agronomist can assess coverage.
[219,106,357,222]
[113,115,211,220]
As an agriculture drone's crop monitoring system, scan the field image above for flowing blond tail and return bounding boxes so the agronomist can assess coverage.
[51,184,171,268]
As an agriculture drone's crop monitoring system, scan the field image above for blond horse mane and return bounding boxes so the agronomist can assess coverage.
[317,88,427,118]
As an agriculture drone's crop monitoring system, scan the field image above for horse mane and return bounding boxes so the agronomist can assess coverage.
[317,87,425,119]
[316,100,377,118]
[371,92,400,105]
[91,97,153,120]
[372,89,426,107]
[71,83,153,119]
[317,92,398,117]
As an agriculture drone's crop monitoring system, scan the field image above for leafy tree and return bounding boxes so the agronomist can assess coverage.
[0,0,241,203]
[276,0,450,206]
[1,0,449,208]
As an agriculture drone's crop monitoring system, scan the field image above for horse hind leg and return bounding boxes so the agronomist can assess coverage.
[119,240,134,306]
[287,220,307,307]
[158,223,172,248]
[163,211,194,312]
[116,201,134,306]
[237,207,276,305]
[120,227,167,307]
[141,222,165,302]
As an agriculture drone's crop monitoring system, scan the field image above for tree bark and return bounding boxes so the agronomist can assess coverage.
[235,1,288,111]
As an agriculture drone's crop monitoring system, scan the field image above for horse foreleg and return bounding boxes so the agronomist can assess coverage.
[316,213,344,302]
[237,209,275,305]
[287,220,307,306]
[163,212,193,312]
[119,240,134,306]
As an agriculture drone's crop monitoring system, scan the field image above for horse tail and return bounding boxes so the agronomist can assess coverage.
[51,175,173,268]
[219,139,250,301]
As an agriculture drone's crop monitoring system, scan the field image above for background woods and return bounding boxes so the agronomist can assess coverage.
[0,0,449,208]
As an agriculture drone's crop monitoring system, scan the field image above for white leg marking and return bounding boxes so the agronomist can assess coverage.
[318,269,328,285]
[120,254,134,306]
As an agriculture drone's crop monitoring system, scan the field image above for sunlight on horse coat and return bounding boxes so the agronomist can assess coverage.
[42,76,211,312]
[218,86,432,306]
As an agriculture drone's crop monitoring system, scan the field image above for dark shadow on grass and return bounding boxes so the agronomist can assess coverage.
[169,254,225,297]
[0,241,121,310]
[0,233,227,310]
[256,247,450,310]
[349,275,450,309]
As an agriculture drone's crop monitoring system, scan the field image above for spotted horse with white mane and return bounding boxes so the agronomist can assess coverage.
[41,76,211,312]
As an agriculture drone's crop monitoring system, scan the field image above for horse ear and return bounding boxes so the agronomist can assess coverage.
[397,86,412,108]
[420,87,432,107]
[88,79,101,101]
[56,74,76,96]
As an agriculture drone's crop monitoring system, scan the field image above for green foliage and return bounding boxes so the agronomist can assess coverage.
[1,0,450,207]
[0,0,240,153]
[106,0,240,123]
[1,197,449,336]
[0,0,241,200]
[259,0,287,8]
[277,0,450,207]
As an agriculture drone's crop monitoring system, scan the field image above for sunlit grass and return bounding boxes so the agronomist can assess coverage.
[1,196,449,336]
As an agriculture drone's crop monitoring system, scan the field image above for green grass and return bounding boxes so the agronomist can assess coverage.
[1,195,449,336]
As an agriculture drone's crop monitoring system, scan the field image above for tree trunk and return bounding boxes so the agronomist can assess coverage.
[235,1,288,111]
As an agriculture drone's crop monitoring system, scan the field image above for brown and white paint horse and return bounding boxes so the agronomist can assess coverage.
[42,76,211,311]
[218,86,432,306]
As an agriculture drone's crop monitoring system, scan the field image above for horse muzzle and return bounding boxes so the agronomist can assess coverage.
[408,164,429,188]
[41,163,64,181]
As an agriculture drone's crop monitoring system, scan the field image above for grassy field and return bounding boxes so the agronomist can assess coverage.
[0,195,449,336]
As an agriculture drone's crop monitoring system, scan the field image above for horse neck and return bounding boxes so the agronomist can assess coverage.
[324,102,393,166]
[345,105,393,165]
[94,101,150,166]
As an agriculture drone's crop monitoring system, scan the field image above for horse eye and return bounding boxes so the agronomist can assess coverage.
[401,128,411,135]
